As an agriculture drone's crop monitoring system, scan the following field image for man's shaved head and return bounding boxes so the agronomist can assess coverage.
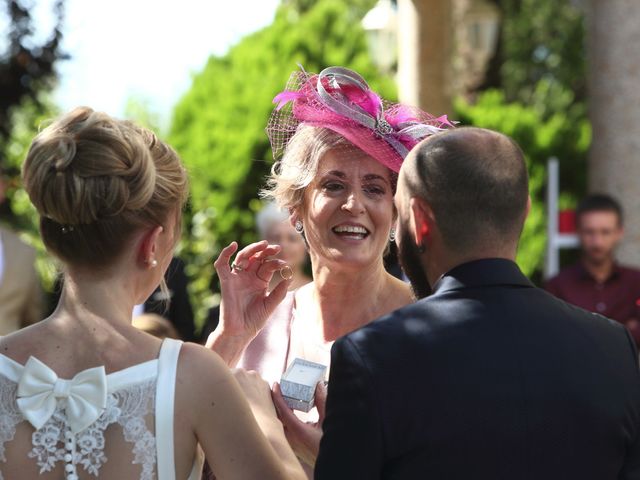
[402,127,529,252]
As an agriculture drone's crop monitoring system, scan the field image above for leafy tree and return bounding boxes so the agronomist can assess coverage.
[1,0,66,224]
[3,97,60,288]
[478,0,588,189]
[481,0,585,115]
[170,0,393,326]
[0,1,66,289]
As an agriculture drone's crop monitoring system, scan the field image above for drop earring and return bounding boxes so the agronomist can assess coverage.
[294,220,304,234]
[389,228,396,242]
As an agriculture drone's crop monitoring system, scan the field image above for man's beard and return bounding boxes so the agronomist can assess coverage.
[583,247,613,267]
[398,227,432,299]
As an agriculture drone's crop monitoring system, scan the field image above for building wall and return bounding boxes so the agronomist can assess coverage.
[587,0,640,267]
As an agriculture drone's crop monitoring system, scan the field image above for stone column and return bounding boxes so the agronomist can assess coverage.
[397,0,454,117]
[587,0,640,266]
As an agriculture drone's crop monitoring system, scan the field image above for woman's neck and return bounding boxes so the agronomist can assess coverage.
[306,258,397,342]
[54,270,138,332]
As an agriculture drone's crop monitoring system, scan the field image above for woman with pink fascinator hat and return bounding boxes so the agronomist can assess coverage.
[207,65,454,472]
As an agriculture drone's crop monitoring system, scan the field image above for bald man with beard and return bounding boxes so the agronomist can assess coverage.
[315,127,640,480]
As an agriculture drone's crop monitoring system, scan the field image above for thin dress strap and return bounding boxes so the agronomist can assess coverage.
[155,338,183,480]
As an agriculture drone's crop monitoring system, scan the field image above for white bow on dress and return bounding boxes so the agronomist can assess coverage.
[16,356,107,434]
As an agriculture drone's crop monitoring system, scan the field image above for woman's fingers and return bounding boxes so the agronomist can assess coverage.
[272,382,323,465]
[271,383,300,427]
[264,273,291,311]
[215,241,284,279]
[315,382,328,422]
[213,242,239,279]
[232,240,270,269]
[256,258,288,279]
[252,244,282,260]
[244,245,283,273]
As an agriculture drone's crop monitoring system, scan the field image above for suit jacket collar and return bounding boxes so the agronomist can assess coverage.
[432,258,534,296]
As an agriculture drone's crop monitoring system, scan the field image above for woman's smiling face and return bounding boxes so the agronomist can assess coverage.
[297,147,395,269]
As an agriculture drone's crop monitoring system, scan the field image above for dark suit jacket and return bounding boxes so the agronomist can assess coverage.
[316,259,640,480]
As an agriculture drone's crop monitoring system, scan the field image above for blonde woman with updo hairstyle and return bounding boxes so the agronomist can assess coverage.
[206,66,452,472]
[0,107,305,480]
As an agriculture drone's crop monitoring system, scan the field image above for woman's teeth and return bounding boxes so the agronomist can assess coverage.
[332,225,369,239]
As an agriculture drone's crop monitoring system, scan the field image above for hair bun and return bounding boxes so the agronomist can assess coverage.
[22,107,187,269]
[52,136,77,174]
[22,107,157,226]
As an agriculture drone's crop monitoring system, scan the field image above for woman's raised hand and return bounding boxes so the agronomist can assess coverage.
[206,241,292,365]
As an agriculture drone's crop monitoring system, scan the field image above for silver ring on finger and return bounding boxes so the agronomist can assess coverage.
[231,262,244,272]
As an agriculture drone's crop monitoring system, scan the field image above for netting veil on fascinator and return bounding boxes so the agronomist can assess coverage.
[267,66,456,173]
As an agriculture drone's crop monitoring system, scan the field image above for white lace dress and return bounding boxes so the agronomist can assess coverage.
[0,338,203,480]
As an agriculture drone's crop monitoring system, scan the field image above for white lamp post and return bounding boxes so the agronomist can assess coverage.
[362,0,398,73]
[464,1,501,69]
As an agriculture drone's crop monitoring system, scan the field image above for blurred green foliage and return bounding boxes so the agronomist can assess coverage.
[2,97,61,290]
[169,0,392,327]
[124,96,163,135]
[498,0,586,113]
[1,0,67,293]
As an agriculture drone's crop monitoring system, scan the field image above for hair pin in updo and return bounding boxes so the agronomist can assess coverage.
[61,225,75,234]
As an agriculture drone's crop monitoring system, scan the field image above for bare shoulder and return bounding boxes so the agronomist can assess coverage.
[174,343,237,428]
[174,342,256,439]
[0,322,54,364]
[177,342,235,387]
[175,342,246,415]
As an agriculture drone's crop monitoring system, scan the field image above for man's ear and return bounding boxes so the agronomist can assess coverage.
[525,195,532,220]
[409,197,431,248]
[137,225,164,268]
